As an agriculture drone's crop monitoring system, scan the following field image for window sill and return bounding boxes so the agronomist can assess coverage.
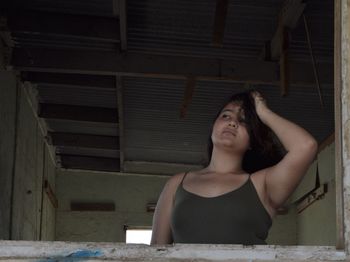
[0,240,346,261]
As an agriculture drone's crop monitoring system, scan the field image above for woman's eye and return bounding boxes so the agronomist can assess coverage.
[222,114,230,119]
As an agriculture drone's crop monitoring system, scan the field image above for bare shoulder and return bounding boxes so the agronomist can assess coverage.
[168,172,186,185]
[161,172,187,196]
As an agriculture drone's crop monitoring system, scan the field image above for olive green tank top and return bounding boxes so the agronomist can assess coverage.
[170,173,272,244]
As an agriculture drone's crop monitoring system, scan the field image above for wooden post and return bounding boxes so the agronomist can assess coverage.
[280,26,289,96]
[180,76,196,118]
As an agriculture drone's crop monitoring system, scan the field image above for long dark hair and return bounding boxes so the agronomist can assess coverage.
[207,89,285,173]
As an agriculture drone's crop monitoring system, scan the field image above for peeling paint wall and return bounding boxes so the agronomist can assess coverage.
[10,82,56,240]
[341,0,350,254]
[0,71,17,239]
[56,169,297,244]
[55,170,168,242]
[297,143,336,245]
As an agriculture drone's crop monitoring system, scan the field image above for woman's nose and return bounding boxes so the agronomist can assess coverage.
[229,121,238,128]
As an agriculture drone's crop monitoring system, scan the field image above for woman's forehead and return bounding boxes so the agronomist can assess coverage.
[222,102,244,112]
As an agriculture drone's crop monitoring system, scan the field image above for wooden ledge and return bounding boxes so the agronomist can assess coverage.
[0,241,346,261]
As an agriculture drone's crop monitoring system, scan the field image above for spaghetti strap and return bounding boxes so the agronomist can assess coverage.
[180,172,189,185]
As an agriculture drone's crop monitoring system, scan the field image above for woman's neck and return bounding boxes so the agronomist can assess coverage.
[206,147,245,174]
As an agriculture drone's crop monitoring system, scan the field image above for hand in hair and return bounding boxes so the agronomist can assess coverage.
[250,91,269,116]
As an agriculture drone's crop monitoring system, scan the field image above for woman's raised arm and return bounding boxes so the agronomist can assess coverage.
[251,91,318,209]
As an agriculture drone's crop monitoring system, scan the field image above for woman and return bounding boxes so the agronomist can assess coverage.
[151,90,318,245]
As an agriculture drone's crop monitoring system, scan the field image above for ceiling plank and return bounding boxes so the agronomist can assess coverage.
[39,103,118,123]
[116,75,125,171]
[280,27,290,96]
[56,146,119,158]
[180,75,196,118]
[119,0,128,51]
[12,47,333,86]
[48,132,119,149]
[260,0,306,61]
[59,155,120,172]
[212,0,229,47]
[22,72,116,89]
[6,10,120,42]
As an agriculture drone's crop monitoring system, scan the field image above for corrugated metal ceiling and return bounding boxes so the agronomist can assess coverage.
[5,0,335,173]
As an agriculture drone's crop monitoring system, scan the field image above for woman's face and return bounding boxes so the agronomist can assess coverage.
[211,101,250,154]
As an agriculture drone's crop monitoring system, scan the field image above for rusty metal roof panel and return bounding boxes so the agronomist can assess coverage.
[122,76,333,165]
[6,0,114,17]
[127,0,281,61]
[127,0,332,62]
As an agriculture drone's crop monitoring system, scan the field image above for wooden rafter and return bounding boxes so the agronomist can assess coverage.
[113,0,127,51]
[13,47,333,86]
[180,75,196,118]
[59,155,120,171]
[260,0,306,61]
[6,10,120,42]
[39,104,118,123]
[212,0,228,47]
[116,75,125,171]
[22,72,116,89]
[48,132,119,149]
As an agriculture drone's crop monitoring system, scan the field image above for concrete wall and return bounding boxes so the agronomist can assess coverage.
[56,169,297,244]
[55,170,168,242]
[0,80,55,240]
[296,143,336,245]
[0,71,17,239]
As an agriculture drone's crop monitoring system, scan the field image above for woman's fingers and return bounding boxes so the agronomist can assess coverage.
[251,91,266,105]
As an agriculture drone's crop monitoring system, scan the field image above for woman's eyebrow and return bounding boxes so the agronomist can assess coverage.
[221,109,234,113]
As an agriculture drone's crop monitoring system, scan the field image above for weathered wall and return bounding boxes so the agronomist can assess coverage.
[11,83,56,240]
[55,170,168,242]
[56,169,297,244]
[297,143,336,245]
[0,241,346,261]
[0,71,17,239]
[267,206,297,245]
[340,0,350,254]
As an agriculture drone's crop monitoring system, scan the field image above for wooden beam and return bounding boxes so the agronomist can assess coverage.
[318,132,335,154]
[180,75,196,118]
[6,10,120,42]
[212,0,228,47]
[0,16,13,69]
[297,184,327,213]
[115,0,127,51]
[60,155,120,172]
[70,202,115,211]
[116,75,125,171]
[334,0,345,249]
[280,26,290,96]
[260,0,306,60]
[21,72,116,89]
[55,146,119,159]
[39,104,118,123]
[48,132,119,149]
[12,47,333,86]
[0,241,346,261]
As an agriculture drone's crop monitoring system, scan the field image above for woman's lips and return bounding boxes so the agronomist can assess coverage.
[222,129,237,136]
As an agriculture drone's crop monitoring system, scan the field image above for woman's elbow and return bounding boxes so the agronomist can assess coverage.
[304,138,318,159]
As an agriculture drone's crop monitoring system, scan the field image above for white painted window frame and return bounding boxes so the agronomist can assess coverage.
[0,0,349,261]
